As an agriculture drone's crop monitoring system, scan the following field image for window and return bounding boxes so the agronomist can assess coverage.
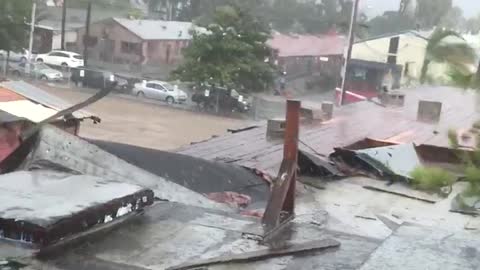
[146,83,157,89]
[49,52,69,57]
[387,36,400,64]
[121,42,141,54]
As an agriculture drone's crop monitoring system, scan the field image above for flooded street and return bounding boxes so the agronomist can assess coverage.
[40,85,248,150]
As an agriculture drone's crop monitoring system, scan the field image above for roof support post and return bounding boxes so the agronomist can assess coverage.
[262,100,300,239]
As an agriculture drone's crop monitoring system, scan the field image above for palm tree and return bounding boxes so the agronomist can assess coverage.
[420,29,478,88]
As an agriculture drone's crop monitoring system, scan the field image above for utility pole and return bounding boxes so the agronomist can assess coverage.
[26,2,37,74]
[83,1,92,67]
[61,0,67,50]
[339,0,360,106]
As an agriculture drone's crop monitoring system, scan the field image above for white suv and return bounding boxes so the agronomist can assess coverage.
[35,50,84,68]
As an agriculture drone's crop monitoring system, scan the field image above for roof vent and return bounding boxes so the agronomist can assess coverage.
[162,25,167,30]
[266,118,285,140]
[417,100,442,123]
[321,102,334,120]
[178,30,183,37]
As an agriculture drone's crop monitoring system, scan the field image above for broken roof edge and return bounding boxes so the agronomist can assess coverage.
[0,80,98,122]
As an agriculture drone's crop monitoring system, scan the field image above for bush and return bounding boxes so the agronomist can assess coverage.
[464,166,480,196]
[410,167,456,195]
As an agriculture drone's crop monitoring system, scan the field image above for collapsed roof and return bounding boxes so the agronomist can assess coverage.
[176,86,480,175]
[0,81,97,123]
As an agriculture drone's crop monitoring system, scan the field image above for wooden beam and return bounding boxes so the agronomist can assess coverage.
[166,238,340,270]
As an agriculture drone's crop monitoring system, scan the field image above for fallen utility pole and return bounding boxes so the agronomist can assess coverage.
[261,100,300,241]
[339,0,360,106]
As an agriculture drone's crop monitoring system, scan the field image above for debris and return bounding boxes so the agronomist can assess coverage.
[309,210,329,227]
[0,170,154,249]
[298,176,326,190]
[464,218,480,230]
[166,239,341,270]
[355,143,421,180]
[240,209,264,218]
[363,185,438,204]
[450,193,480,216]
[331,143,423,181]
[207,192,251,208]
[227,126,259,133]
[355,211,377,221]
[298,150,343,178]
[376,214,403,231]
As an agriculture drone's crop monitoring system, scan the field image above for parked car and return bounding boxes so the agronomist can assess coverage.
[10,62,63,81]
[132,80,188,104]
[71,68,126,91]
[192,84,251,113]
[0,49,35,63]
[35,50,84,68]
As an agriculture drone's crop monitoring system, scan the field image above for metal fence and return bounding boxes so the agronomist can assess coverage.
[2,59,259,119]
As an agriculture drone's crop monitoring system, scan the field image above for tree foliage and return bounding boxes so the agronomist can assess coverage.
[367,11,415,37]
[416,0,453,29]
[172,3,273,92]
[420,29,477,86]
[0,0,31,53]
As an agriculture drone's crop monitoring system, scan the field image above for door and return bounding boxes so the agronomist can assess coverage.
[156,83,169,100]
[56,52,70,66]
[144,83,158,98]
[46,52,61,65]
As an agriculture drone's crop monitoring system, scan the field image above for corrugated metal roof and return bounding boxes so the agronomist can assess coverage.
[0,80,94,120]
[176,86,480,175]
[267,33,345,57]
[113,18,203,40]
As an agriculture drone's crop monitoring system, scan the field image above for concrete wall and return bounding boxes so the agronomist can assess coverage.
[52,31,77,50]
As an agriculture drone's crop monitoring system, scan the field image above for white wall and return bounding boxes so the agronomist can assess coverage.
[52,30,77,50]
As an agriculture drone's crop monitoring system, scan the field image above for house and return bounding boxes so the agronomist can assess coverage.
[33,6,128,53]
[33,21,84,53]
[76,18,203,66]
[351,30,430,84]
[267,33,345,78]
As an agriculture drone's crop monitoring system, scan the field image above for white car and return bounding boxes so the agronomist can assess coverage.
[35,50,84,68]
[132,80,188,104]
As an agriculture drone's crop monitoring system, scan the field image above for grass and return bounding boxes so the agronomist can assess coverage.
[410,167,456,196]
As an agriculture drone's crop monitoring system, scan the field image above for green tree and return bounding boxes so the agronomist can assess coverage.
[416,0,453,29]
[367,11,415,36]
[0,0,31,54]
[466,14,480,34]
[439,6,465,30]
[420,29,477,87]
[172,4,274,92]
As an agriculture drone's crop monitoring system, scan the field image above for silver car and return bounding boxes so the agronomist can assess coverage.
[11,63,63,81]
[132,80,188,104]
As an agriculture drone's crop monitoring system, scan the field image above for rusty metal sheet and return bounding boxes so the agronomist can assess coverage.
[176,86,479,176]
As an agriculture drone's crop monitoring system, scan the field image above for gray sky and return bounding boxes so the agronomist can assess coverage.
[360,0,480,19]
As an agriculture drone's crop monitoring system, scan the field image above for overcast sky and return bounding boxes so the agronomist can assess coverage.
[360,0,480,19]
